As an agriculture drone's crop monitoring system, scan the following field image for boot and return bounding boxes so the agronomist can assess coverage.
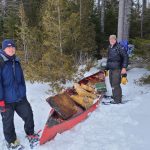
[27,133,40,149]
[7,139,24,150]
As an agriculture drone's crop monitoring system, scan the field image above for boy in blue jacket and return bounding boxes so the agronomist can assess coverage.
[0,39,39,149]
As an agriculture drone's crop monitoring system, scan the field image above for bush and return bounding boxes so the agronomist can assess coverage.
[138,75,150,85]
[131,38,150,63]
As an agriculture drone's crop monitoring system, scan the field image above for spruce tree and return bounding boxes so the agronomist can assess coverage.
[0,0,20,39]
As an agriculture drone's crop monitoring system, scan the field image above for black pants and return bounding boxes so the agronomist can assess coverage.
[109,69,122,103]
[1,99,34,144]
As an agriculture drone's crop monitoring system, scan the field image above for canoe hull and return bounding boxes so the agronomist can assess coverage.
[40,71,105,145]
[40,99,100,145]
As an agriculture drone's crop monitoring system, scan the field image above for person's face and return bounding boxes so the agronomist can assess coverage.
[4,46,16,56]
[109,38,116,46]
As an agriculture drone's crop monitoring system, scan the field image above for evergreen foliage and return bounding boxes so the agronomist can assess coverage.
[0,0,149,88]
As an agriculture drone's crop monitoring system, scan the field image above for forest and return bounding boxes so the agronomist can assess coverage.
[0,0,150,89]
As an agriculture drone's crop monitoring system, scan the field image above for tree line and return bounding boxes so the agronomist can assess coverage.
[0,0,150,89]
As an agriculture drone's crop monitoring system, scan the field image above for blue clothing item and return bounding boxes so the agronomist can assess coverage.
[106,42,128,70]
[0,50,26,103]
[119,40,129,52]
[2,39,16,50]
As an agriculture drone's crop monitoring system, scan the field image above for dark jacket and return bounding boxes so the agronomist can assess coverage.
[106,42,128,70]
[0,50,26,103]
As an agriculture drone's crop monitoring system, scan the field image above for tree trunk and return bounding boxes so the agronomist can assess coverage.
[143,0,147,10]
[141,0,147,38]
[98,0,101,31]
[123,0,132,40]
[19,1,29,63]
[1,0,6,38]
[80,0,82,26]
[101,0,105,33]
[137,0,140,12]
[117,0,132,41]
[117,0,125,41]
[57,0,63,54]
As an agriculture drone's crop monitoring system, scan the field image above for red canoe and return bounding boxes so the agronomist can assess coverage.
[40,71,105,145]
[40,98,102,145]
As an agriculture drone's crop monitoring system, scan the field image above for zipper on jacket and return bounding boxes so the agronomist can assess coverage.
[12,59,20,99]
[12,59,16,79]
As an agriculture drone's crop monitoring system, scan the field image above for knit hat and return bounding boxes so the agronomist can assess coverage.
[2,39,16,50]
[109,35,117,40]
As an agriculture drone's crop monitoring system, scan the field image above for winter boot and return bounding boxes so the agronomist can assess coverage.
[27,133,40,149]
[103,95,113,99]
[7,139,24,150]
[110,100,121,104]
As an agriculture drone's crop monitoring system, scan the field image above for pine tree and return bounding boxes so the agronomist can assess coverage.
[42,0,65,54]
[17,1,30,63]
[0,0,20,39]
[71,0,96,65]
[22,0,42,27]
[35,0,77,84]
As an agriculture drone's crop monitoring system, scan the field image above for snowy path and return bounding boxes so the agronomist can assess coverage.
[0,68,150,150]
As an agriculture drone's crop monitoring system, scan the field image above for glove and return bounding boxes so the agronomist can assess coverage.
[121,74,128,85]
[0,100,6,112]
[104,70,109,77]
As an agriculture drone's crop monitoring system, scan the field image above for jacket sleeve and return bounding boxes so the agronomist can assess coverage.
[21,69,26,87]
[0,65,3,100]
[119,46,128,68]
[105,47,109,70]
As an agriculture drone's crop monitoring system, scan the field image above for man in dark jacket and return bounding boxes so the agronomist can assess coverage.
[0,39,39,149]
[106,35,128,104]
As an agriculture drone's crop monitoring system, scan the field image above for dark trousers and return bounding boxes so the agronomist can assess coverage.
[109,69,122,103]
[1,99,34,144]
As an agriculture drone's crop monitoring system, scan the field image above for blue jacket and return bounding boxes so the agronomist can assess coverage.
[0,50,26,103]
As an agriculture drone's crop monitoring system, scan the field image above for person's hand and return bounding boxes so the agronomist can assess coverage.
[121,74,128,85]
[0,101,6,112]
[121,68,127,74]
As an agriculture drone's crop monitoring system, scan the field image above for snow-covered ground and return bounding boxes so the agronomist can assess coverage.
[0,67,150,150]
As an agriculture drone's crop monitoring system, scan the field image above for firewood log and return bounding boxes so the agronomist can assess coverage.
[73,83,97,99]
[70,95,93,109]
[80,83,95,93]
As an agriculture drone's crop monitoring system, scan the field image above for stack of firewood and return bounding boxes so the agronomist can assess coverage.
[47,72,106,119]
[71,83,98,109]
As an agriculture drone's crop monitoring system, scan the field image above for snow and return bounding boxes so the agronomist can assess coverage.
[0,67,150,150]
